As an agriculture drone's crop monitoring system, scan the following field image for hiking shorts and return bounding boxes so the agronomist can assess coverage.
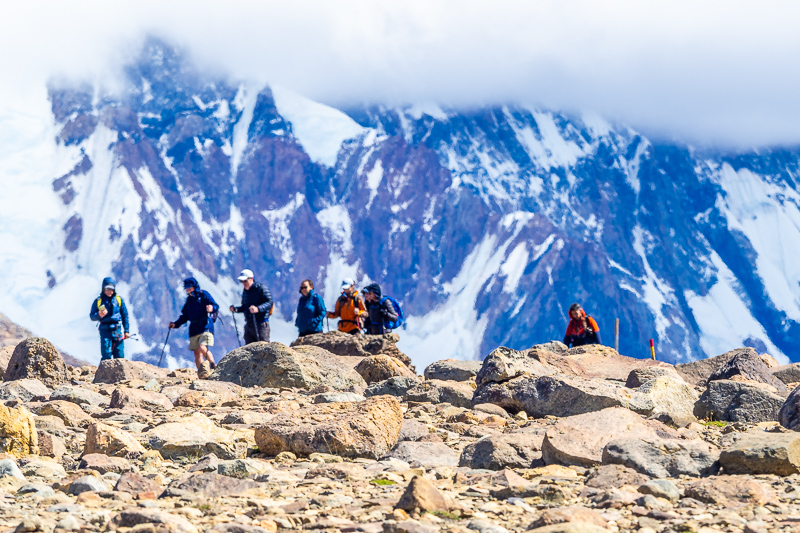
[189,332,214,350]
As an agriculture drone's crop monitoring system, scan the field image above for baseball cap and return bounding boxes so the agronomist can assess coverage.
[340,277,355,290]
[237,269,254,281]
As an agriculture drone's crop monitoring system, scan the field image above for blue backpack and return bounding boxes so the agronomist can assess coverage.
[381,296,405,330]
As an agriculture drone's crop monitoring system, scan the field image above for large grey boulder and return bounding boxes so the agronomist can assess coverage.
[354,354,416,384]
[779,385,800,430]
[110,387,173,411]
[676,347,776,386]
[424,360,482,382]
[0,379,50,402]
[773,363,800,385]
[254,396,402,459]
[148,413,247,460]
[210,342,366,392]
[4,338,68,388]
[50,385,109,407]
[634,376,698,426]
[541,407,676,467]
[364,376,421,398]
[625,366,684,388]
[404,379,474,409]
[694,380,784,423]
[93,359,168,384]
[472,374,650,418]
[385,441,459,468]
[720,431,800,476]
[290,331,414,370]
[602,437,720,477]
[707,349,786,391]
[459,433,545,470]
[475,346,560,386]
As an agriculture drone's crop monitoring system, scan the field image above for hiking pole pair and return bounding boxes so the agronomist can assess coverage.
[231,309,242,347]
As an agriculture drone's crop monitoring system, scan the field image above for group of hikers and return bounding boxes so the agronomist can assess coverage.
[89,271,600,369]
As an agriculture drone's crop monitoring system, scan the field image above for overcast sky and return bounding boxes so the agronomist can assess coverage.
[3,1,800,148]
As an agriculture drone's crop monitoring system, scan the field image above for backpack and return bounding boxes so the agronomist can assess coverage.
[96,295,122,312]
[381,296,405,330]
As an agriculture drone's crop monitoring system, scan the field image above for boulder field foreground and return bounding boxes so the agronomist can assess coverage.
[2,335,800,533]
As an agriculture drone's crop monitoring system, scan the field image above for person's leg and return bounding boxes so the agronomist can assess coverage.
[202,333,215,365]
[100,335,112,361]
[112,337,125,359]
[193,347,203,369]
[258,322,270,343]
[243,322,255,344]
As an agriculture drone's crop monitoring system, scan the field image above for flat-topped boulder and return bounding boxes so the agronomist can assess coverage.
[4,338,68,388]
[424,359,482,382]
[354,354,416,384]
[707,349,786,391]
[210,342,366,392]
[93,359,169,384]
[254,396,402,459]
[676,347,778,386]
[290,330,414,370]
[148,412,247,460]
[695,380,785,423]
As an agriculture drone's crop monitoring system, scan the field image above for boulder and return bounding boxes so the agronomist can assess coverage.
[683,475,772,505]
[695,380,784,423]
[290,331,414,370]
[564,344,667,381]
[108,509,197,533]
[37,431,66,460]
[779,384,800,430]
[584,465,649,489]
[169,471,260,497]
[459,433,545,470]
[385,441,459,467]
[174,390,223,408]
[424,360,482,382]
[365,376,421,398]
[472,374,650,418]
[148,412,246,460]
[602,437,720,477]
[210,342,366,392]
[638,479,681,503]
[676,347,764,386]
[404,379,474,409]
[254,396,402,459]
[398,420,435,442]
[475,346,560,386]
[115,472,163,499]
[67,475,110,495]
[35,400,92,428]
[110,387,173,411]
[313,392,365,404]
[78,453,135,474]
[634,376,698,426]
[719,431,800,476]
[84,422,145,457]
[0,405,38,456]
[93,359,168,384]
[355,354,416,384]
[541,407,676,467]
[50,385,109,407]
[530,507,609,530]
[0,346,12,380]
[707,349,786,391]
[4,338,68,388]
[395,475,450,512]
[527,524,611,533]
[773,363,800,385]
[625,366,684,388]
[0,379,50,402]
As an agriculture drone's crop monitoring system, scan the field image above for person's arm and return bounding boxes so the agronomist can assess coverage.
[312,294,327,329]
[204,291,220,314]
[327,298,341,319]
[257,285,273,314]
[172,301,189,329]
[588,317,601,344]
[120,299,130,334]
[381,299,398,321]
[90,300,100,321]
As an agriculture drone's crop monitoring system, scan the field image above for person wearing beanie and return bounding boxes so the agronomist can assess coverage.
[362,282,399,335]
[169,277,220,370]
[89,276,130,361]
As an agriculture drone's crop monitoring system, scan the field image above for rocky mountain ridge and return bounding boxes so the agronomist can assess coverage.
[3,36,800,367]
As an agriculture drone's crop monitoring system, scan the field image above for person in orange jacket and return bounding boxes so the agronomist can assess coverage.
[326,278,366,335]
[563,302,601,347]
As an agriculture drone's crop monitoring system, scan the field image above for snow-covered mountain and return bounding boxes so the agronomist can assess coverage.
[2,37,800,369]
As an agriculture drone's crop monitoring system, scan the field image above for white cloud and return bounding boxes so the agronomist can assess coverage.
[3,0,800,147]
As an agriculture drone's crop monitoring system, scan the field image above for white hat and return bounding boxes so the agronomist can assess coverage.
[340,277,355,290]
[237,269,254,281]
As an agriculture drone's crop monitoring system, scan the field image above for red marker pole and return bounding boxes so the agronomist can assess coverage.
[649,339,656,360]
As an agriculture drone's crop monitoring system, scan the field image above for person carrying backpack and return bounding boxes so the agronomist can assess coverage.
[89,277,130,361]
[326,278,366,335]
[295,279,327,337]
[362,282,404,335]
[229,269,273,344]
[169,277,219,370]
[563,302,601,347]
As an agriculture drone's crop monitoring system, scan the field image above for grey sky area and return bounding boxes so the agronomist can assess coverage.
[3,1,800,148]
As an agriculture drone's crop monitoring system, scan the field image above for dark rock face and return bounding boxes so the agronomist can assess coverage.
[706,348,786,391]
[779,385,800,430]
[694,380,785,423]
[4,338,68,389]
[41,36,800,368]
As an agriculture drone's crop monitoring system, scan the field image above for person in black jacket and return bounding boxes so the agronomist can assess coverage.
[362,283,398,335]
[229,269,273,344]
[169,277,219,370]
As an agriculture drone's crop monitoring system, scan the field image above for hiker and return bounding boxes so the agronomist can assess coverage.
[295,279,327,337]
[563,302,601,347]
[229,269,273,344]
[326,277,366,335]
[89,277,130,360]
[362,282,401,335]
[169,277,219,370]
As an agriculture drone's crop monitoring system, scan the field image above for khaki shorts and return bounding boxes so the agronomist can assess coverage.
[189,332,214,350]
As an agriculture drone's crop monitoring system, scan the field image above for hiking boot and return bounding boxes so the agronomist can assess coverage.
[210,362,217,369]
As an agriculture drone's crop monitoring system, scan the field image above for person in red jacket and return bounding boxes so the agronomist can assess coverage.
[563,303,601,347]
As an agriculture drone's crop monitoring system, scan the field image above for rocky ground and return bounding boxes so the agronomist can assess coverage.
[2,332,800,533]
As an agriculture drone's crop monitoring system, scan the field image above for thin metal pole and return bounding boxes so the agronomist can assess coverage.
[231,311,242,347]
[614,318,620,353]
[158,328,172,368]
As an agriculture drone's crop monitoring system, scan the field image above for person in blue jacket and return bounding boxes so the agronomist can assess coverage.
[295,279,326,337]
[169,277,219,370]
[89,277,130,361]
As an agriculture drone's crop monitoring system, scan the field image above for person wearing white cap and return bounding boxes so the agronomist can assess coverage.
[325,277,366,335]
[229,269,273,343]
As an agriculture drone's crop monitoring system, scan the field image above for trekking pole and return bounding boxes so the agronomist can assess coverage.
[326,317,330,333]
[157,328,172,368]
[231,310,242,347]
[614,319,619,353]
[252,314,260,342]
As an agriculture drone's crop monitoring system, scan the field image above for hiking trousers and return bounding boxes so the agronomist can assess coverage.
[100,332,125,360]
[244,320,270,344]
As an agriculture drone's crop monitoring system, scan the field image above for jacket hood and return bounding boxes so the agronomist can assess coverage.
[101,277,116,292]
[569,308,586,320]
[183,277,199,290]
